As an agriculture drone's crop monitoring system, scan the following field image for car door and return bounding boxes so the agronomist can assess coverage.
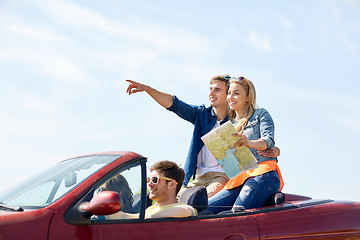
[49,159,260,240]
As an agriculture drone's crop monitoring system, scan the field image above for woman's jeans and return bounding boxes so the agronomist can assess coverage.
[208,170,280,214]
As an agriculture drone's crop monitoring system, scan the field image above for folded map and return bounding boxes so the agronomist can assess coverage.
[201,121,258,179]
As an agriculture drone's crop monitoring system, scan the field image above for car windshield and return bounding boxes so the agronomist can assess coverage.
[0,154,121,209]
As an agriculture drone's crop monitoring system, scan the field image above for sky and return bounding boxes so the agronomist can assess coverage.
[1,0,359,202]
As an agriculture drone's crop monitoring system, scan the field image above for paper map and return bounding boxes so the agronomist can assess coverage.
[201,121,258,179]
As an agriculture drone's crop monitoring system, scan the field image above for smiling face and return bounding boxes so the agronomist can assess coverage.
[227,82,249,115]
[147,170,172,204]
[209,80,228,109]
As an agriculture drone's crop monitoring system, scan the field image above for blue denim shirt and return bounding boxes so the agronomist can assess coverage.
[167,96,228,186]
[242,108,277,164]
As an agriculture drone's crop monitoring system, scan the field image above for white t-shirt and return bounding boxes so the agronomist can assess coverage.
[196,121,225,177]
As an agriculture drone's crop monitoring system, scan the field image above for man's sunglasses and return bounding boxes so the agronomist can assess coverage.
[222,75,231,80]
[147,176,177,184]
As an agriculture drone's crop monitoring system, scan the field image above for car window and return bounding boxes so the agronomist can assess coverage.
[92,163,143,220]
[0,154,121,209]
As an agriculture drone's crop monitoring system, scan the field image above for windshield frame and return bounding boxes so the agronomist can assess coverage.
[0,154,122,210]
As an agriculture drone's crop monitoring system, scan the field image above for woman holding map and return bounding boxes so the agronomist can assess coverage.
[208,76,284,213]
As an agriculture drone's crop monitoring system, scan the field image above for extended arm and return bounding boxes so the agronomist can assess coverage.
[146,204,197,218]
[126,80,174,108]
[104,211,139,220]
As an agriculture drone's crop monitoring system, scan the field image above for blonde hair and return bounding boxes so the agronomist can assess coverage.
[228,77,257,132]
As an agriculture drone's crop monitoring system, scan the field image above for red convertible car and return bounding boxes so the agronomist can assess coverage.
[0,151,359,240]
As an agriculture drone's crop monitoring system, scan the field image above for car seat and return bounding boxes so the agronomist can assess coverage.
[131,192,152,213]
[179,186,213,215]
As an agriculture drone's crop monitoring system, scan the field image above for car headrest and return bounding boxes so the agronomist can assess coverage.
[179,186,208,212]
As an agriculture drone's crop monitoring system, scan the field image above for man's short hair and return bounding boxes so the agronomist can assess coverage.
[210,75,231,89]
[150,161,185,194]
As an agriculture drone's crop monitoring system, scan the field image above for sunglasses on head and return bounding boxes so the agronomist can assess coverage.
[222,75,231,80]
[232,76,245,82]
[147,176,176,184]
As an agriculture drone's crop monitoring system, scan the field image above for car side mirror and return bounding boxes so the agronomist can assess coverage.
[82,191,121,216]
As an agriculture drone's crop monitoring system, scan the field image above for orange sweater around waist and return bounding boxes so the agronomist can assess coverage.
[224,160,284,190]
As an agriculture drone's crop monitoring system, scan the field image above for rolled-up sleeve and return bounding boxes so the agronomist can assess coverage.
[259,110,275,150]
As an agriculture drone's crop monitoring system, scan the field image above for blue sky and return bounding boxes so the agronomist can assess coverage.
[1,0,359,202]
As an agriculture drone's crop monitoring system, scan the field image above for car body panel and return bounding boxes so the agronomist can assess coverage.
[49,213,259,240]
[0,151,359,240]
[0,208,54,240]
[256,201,360,239]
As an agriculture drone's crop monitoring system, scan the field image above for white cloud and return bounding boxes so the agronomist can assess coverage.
[39,55,90,83]
[332,115,360,135]
[278,15,294,29]
[20,95,58,116]
[31,0,212,53]
[48,0,113,27]
[342,0,360,8]
[274,84,360,109]
[2,22,69,41]
[1,0,214,88]
[0,114,65,137]
[0,6,69,42]
[270,83,360,134]
[0,48,90,83]
[247,29,274,52]
[341,35,358,53]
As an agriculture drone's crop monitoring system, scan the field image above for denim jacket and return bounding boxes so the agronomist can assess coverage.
[167,96,228,186]
[242,108,277,164]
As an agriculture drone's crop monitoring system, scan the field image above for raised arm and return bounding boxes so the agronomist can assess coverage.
[126,80,174,109]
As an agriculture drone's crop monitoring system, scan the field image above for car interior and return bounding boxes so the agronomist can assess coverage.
[178,186,285,216]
